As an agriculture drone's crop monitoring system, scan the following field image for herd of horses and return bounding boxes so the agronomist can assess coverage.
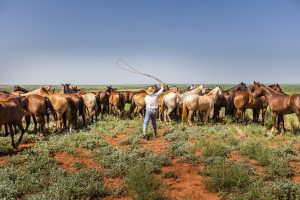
[1,82,300,148]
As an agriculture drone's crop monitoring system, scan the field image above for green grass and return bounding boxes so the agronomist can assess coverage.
[1,84,300,199]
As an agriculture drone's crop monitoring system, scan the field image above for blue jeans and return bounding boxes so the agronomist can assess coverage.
[143,108,158,135]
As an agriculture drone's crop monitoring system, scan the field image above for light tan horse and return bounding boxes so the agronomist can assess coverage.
[82,93,100,122]
[130,92,147,118]
[46,93,76,132]
[182,87,223,125]
[26,94,55,134]
[158,86,178,121]
[162,85,207,123]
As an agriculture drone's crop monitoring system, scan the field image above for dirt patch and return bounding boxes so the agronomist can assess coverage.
[104,134,129,150]
[0,157,8,166]
[18,143,35,151]
[229,151,265,176]
[162,159,219,200]
[290,161,300,182]
[53,151,102,173]
[140,129,170,154]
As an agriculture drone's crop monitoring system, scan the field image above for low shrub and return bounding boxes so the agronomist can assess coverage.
[126,164,167,200]
[203,160,253,193]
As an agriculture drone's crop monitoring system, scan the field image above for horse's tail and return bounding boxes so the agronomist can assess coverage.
[95,95,101,116]
[182,99,188,122]
[227,96,235,116]
[129,95,136,115]
[66,97,77,123]
[160,96,165,121]
[78,96,85,116]
[45,97,57,120]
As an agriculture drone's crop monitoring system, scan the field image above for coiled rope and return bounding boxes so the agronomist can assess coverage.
[115,58,165,84]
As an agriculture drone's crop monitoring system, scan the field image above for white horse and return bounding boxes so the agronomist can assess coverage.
[182,86,223,125]
[162,85,207,122]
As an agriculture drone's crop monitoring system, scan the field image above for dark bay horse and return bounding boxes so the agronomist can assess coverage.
[98,86,114,114]
[214,82,248,119]
[61,84,86,127]
[253,84,300,134]
[0,99,27,148]
[14,85,29,93]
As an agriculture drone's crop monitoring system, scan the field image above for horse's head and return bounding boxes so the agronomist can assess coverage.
[163,85,169,91]
[252,84,265,98]
[106,86,113,93]
[269,83,283,93]
[13,85,20,92]
[71,86,80,93]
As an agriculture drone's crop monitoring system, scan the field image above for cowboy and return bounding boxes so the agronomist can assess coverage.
[143,83,164,139]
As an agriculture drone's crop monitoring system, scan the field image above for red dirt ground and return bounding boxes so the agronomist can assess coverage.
[0,143,35,166]
[0,157,8,165]
[53,150,102,173]
[18,143,35,150]
[104,134,129,150]
[229,151,265,176]
[140,129,170,154]
[162,159,219,200]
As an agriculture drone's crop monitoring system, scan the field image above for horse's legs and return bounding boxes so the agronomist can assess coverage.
[5,124,9,136]
[236,108,242,122]
[8,124,17,148]
[204,109,212,124]
[163,108,168,122]
[56,112,64,132]
[261,108,267,126]
[109,104,112,115]
[167,107,174,123]
[16,122,25,146]
[32,114,38,133]
[271,111,277,135]
[188,109,194,125]
[278,114,285,134]
[137,106,143,118]
[24,115,31,132]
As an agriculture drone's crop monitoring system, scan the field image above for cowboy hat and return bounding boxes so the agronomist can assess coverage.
[146,86,155,95]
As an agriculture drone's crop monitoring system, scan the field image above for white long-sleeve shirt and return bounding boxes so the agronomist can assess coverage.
[145,87,164,109]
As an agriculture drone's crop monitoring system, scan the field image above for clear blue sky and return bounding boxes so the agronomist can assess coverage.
[1,0,300,84]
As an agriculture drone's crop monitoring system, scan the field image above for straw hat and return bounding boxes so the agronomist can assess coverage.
[146,86,155,95]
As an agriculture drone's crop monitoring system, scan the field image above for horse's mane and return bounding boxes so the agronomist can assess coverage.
[262,84,288,96]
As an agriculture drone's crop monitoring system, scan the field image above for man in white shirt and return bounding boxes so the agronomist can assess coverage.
[143,83,164,139]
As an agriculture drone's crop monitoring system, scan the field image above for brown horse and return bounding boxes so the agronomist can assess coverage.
[223,82,248,117]
[109,92,125,117]
[98,86,114,114]
[61,84,86,127]
[26,94,55,134]
[120,91,132,104]
[0,99,26,148]
[253,84,300,134]
[0,93,31,134]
